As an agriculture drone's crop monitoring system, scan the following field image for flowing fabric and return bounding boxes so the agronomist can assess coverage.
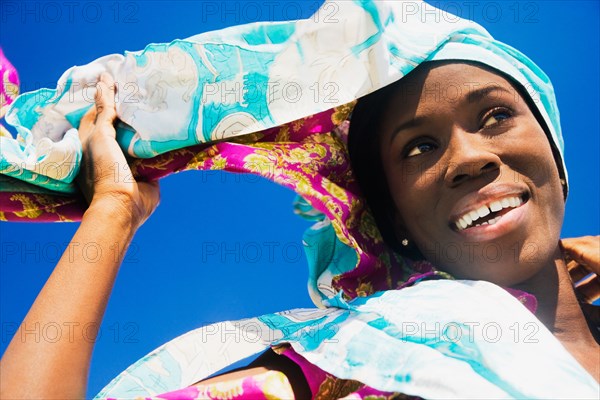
[97,281,597,399]
[0,0,568,304]
[1,0,566,203]
[142,370,296,400]
[0,48,20,138]
[2,1,597,399]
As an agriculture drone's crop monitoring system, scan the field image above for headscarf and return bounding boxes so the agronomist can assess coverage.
[0,0,566,305]
[4,2,598,398]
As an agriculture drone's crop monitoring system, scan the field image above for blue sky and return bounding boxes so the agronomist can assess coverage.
[1,1,598,397]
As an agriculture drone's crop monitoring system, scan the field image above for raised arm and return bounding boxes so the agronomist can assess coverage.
[0,73,160,399]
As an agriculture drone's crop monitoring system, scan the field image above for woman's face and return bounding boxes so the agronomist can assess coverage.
[379,62,565,286]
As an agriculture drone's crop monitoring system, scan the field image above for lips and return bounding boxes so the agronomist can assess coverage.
[449,185,531,233]
[453,195,525,231]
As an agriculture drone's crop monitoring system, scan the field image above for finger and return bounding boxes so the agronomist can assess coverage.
[561,236,600,270]
[140,180,162,220]
[78,105,97,145]
[95,72,117,127]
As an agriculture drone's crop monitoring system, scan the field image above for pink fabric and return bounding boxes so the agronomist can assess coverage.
[135,370,294,400]
[0,47,19,116]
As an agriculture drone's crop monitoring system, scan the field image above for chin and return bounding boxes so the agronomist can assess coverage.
[440,258,547,288]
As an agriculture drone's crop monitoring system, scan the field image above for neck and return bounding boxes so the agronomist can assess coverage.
[514,247,589,337]
[513,245,600,382]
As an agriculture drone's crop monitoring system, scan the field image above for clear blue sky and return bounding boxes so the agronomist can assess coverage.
[1,1,598,397]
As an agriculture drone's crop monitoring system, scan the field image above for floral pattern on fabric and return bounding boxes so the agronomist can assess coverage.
[279,345,414,400]
[0,94,430,300]
[3,1,596,399]
[117,370,294,400]
[97,281,598,399]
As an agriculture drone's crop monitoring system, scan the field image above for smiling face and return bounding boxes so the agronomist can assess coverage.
[378,62,565,286]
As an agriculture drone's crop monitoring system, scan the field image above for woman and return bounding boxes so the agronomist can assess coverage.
[194,60,600,398]
[3,62,599,400]
[1,1,598,398]
[348,60,599,375]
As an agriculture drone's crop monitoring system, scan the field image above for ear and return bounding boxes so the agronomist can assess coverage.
[392,211,410,244]
[392,211,425,259]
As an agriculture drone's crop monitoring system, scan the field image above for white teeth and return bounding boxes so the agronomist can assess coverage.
[454,195,524,231]
[468,210,479,221]
[477,206,490,218]
[489,201,502,212]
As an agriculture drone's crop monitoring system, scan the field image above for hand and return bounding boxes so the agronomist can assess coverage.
[1,73,161,398]
[77,72,160,228]
[561,235,600,277]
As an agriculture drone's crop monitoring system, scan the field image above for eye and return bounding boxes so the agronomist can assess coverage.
[481,107,513,129]
[405,141,437,158]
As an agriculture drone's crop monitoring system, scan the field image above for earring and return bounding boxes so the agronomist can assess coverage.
[401,238,409,247]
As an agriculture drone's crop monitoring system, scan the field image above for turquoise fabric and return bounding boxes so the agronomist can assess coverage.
[3,1,590,398]
[96,280,599,399]
[1,0,566,194]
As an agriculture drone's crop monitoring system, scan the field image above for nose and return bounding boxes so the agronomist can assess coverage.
[444,130,501,187]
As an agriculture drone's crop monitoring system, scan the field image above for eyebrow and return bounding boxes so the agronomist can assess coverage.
[389,84,514,144]
[389,116,428,144]
[465,84,513,104]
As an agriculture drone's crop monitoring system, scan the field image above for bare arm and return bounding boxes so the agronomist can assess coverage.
[0,73,160,399]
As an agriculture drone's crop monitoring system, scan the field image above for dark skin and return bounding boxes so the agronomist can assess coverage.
[380,63,564,286]
[379,62,599,381]
[1,67,597,398]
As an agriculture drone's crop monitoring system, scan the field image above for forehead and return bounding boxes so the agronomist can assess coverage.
[415,61,510,83]
[384,62,520,114]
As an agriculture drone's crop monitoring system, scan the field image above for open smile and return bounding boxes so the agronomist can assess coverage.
[452,194,529,231]
[449,191,530,240]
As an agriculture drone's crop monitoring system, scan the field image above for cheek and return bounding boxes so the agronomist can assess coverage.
[388,165,443,233]
[494,123,565,228]
[500,125,561,194]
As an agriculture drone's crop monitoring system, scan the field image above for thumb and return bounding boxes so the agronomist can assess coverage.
[94,72,117,128]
